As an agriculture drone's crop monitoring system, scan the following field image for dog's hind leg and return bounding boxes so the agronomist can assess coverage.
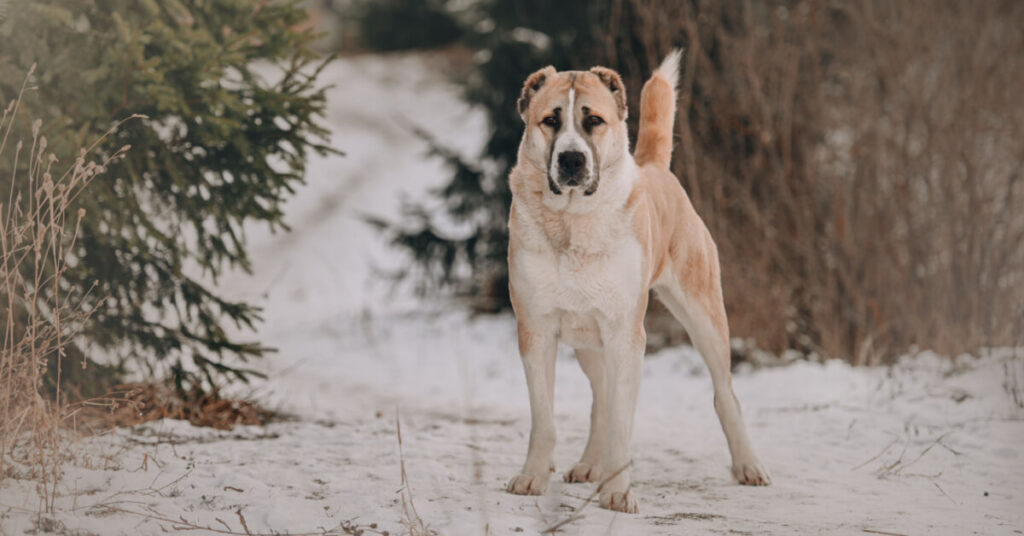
[565,347,606,483]
[507,318,558,495]
[656,264,772,486]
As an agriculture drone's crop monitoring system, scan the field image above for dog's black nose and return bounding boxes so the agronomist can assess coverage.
[557,151,586,180]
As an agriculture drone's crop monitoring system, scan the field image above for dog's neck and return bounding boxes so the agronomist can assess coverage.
[513,151,638,255]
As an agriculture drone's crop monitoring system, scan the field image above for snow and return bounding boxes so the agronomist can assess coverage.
[2,53,1023,536]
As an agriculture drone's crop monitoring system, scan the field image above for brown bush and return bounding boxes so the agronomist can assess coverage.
[623,0,1024,362]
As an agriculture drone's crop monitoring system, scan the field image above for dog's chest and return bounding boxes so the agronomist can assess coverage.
[513,225,644,319]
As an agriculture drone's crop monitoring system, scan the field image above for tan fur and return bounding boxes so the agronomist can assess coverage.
[633,68,677,168]
[516,71,623,137]
[588,66,628,119]
[505,51,769,512]
[517,66,557,117]
[625,165,730,337]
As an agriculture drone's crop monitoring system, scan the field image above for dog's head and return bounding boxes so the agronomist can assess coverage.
[516,65,629,205]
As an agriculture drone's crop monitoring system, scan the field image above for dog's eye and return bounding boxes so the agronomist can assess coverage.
[541,116,560,128]
[585,115,604,128]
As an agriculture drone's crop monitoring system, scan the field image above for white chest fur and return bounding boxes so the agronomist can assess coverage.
[510,203,645,347]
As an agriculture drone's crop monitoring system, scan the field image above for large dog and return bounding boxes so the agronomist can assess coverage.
[505,51,771,513]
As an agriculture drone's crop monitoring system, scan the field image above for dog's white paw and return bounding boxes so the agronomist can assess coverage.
[599,489,639,513]
[564,462,602,483]
[506,472,550,495]
[731,459,772,486]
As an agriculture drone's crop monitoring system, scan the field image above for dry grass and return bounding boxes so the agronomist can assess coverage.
[0,65,135,510]
[86,504,391,536]
[395,411,438,536]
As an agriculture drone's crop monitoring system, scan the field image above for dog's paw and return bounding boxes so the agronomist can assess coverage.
[599,489,639,513]
[731,459,772,486]
[506,473,550,495]
[564,462,602,483]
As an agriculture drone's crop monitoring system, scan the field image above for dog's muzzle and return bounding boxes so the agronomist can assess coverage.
[557,151,587,186]
[551,149,599,196]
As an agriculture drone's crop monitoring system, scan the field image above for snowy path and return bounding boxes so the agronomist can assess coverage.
[2,54,1023,536]
[3,315,1022,535]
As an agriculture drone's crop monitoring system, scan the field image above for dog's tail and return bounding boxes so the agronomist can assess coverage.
[634,49,682,169]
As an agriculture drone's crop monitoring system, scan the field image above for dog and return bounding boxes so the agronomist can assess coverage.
[504,50,771,513]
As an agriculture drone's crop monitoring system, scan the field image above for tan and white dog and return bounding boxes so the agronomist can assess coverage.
[505,50,771,513]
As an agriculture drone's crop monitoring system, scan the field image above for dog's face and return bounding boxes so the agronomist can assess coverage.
[516,66,629,208]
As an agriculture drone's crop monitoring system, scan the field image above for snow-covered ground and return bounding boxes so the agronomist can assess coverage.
[3,54,1024,536]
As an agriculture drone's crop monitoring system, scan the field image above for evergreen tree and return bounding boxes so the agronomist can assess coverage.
[0,0,337,391]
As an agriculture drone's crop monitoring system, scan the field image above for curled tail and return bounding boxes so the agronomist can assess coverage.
[634,49,682,168]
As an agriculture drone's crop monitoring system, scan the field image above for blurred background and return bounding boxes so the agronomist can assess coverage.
[2,0,1023,398]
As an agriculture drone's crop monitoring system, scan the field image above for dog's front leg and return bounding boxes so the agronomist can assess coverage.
[565,348,607,483]
[597,318,645,513]
[507,318,557,495]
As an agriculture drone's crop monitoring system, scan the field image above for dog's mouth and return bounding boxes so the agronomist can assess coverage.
[546,172,599,197]
[548,150,599,196]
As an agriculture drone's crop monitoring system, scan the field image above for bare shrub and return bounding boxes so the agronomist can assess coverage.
[0,65,133,509]
[626,0,1024,362]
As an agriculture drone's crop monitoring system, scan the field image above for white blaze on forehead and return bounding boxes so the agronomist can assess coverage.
[566,88,577,134]
[549,87,595,183]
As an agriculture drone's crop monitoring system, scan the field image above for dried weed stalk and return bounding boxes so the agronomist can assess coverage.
[0,64,138,511]
[395,411,437,536]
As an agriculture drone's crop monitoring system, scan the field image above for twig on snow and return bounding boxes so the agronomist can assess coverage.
[88,505,389,536]
[852,436,899,470]
[862,529,909,536]
[84,508,387,536]
[932,481,956,504]
[395,409,437,536]
[236,508,252,535]
[876,436,912,477]
[540,461,631,534]
[892,433,952,475]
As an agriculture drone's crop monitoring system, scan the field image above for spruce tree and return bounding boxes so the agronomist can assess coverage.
[0,0,337,391]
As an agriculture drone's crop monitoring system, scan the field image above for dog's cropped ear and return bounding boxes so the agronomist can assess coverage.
[589,66,627,120]
[518,66,557,121]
